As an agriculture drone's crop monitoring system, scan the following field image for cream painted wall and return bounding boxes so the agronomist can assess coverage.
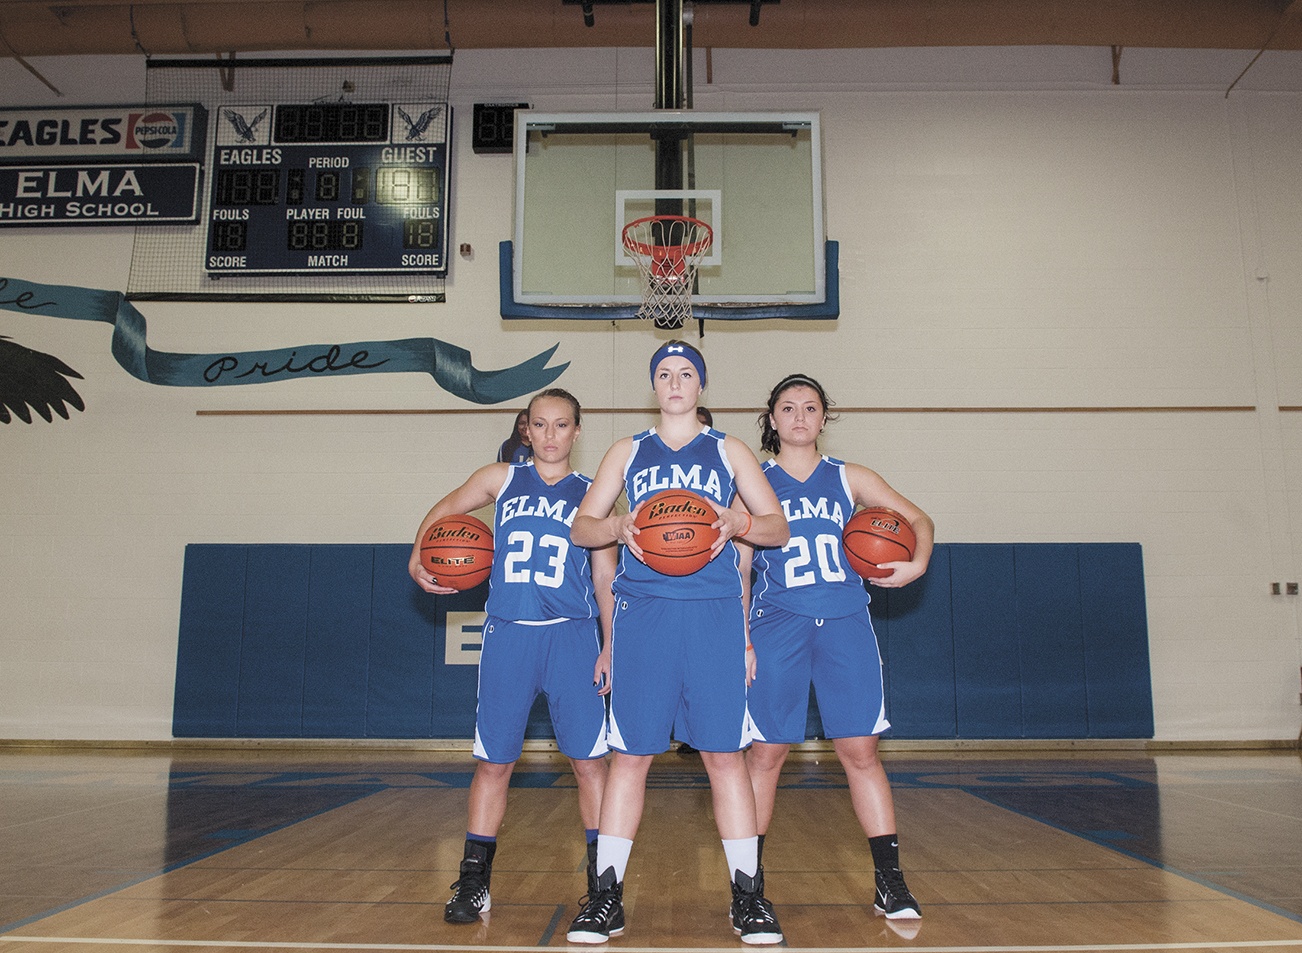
[2,46,1300,741]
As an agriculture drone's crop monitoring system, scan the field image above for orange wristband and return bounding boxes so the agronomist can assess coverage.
[739,511,753,538]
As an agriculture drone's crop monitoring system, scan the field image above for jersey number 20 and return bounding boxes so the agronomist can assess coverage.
[783,533,847,588]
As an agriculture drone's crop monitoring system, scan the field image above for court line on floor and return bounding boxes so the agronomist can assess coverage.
[962,789,1302,925]
[0,788,384,935]
[5,937,1302,951]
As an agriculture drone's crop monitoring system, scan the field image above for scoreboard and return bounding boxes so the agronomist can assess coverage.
[205,101,450,277]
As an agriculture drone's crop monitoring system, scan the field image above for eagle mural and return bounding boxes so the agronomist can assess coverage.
[0,335,85,425]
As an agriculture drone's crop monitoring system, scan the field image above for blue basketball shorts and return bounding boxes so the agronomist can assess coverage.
[606,595,751,755]
[473,616,609,763]
[746,604,890,743]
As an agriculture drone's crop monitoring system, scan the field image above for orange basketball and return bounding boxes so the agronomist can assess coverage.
[634,489,720,576]
[419,514,494,590]
[843,507,916,580]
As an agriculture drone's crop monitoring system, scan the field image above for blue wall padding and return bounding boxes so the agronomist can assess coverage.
[236,545,310,736]
[876,545,958,738]
[175,545,247,736]
[949,543,1022,737]
[364,545,439,738]
[174,541,1153,740]
[1014,544,1089,737]
[302,545,375,737]
[428,575,492,740]
[1079,543,1155,737]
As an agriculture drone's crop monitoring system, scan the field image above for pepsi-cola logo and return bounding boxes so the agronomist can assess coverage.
[127,112,182,149]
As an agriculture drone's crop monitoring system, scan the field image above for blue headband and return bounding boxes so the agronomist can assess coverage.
[649,342,707,387]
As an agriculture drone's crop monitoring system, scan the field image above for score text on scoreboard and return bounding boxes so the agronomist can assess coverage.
[205,101,450,276]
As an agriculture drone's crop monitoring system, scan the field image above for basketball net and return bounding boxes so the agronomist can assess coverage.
[622,215,714,330]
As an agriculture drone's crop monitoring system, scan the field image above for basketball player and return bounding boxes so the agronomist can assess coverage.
[565,340,790,945]
[496,408,533,464]
[675,404,714,758]
[739,373,934,920]
[408,388,615,925]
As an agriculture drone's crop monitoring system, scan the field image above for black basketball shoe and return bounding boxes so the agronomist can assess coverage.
[444,842,492,923]
[566,865,625,944]
[873,867,921,919]
[730,868,783,945]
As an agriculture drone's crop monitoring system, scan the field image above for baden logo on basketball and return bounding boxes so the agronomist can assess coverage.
[645,496,711,522]
[426,523,488,543]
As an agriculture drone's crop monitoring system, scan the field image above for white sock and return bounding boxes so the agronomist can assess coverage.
[595,834,634,882]
[722,835,759,880]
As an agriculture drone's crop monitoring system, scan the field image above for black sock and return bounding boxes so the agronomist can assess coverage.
[868,833,900,872]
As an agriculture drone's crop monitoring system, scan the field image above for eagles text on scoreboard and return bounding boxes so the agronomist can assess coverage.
[205,102,450,277]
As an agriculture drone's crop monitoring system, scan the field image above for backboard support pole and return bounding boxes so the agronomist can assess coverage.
[655,0,692,328]
[654,0,685,212]
[654,0,685,111]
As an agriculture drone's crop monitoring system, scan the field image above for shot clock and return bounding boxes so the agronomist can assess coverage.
[471,102,529,155]
[205,101,450,276]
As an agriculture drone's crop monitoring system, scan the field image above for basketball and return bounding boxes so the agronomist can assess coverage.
[843,507,916,580]
[419,514,494,590]
[634,489,720,576]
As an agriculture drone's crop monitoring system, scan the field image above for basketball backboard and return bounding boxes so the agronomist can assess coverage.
[504,110,835,320]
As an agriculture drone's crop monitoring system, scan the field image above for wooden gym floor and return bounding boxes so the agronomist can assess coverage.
[0,745,1300,953]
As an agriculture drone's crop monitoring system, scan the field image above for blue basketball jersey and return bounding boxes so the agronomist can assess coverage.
[485,463,599,622]
[615,426,741,600]
[751,456,869,619]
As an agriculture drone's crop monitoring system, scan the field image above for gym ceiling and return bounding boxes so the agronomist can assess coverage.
[1,0,1300,59]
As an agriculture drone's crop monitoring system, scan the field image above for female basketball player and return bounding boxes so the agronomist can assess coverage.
[496,408,533,464]
[566,340,790,946]
[740,373,934,921]
[409,388,615,925]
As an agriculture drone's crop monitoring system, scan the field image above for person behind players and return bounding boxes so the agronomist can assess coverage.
[496,408,533,463]
[409,388,615,925]
[565,340,790,946]
[740,372,934,921]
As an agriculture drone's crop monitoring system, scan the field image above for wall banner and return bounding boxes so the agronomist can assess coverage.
[0,276,567,402]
